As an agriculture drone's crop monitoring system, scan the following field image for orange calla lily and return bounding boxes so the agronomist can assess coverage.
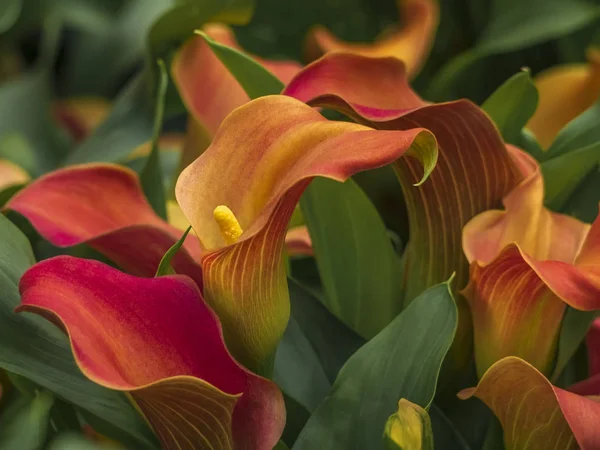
[462,147,600,377]
[527,48,600,149]
[53,97,111,143]
[7,94,438,372]
[19,256,285,450]
[304,0,438,78]
[459,357,600,450]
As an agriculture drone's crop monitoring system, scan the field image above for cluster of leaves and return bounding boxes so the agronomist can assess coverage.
[0,0,599,449]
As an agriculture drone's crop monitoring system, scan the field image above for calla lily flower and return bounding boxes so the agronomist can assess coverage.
[284,226,314,257]
[461,147,600,377]
[283,53,524,307]
[18,255,285,450]
[7,95,439,371]
[459,356,600,450]
[304,0,438,79]
[172,24,302,168]
[527,48,600,149]
[53,97,111,143]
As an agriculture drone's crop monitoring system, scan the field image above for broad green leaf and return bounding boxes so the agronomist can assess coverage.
[428,0,600,99]
[481,71,538,144]
[61,0,169,96]
[552,307,598,382]
[546,101,600,159]
[428,405,471,450]
[195,30,285,97]
[288,276,365,384]
[155,227,192,277]
[300,177,403,338]
[0,391,54,450]
[293,282,457,450]
[384,399,434,450]
[541,101,600,210]
[0,215,157,449]
[64,75,153,165]
[140,59,168,219]
[280,393,311,448]
[0,72,70,175]
[561,167,600,222]
[0,0,22,33]
[147,0,254,60]
[275,279,365,414]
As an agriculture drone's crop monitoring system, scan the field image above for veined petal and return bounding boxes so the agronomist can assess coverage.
[0,159,29,190]
[176,94,437,369]
[463,155,599,375]
[304,0,438,78]
[527,49,600,149]
[459,357,600,450]
[172,23,301,138]
[5,164,203,287]
[462,244,567,376]
[18,256,284,450]
[284,53,523,302]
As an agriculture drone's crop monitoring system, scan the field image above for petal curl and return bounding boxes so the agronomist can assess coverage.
[304,0,438,78]
[527,49,600,148]
[285,226,313,257]
[284,53,523,302]
[176,94,437,369]
[18,256,284,450]
[5,164,203,287]
[459,357,600,450]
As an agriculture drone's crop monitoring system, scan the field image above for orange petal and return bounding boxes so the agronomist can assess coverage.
[527,49,600,148]
[19,256,284,450]
[304,0,438,78]
[176,94,437,369]
[285,225,313,257]
[0,159,29,190]
[5,164,203,287]
[463,152,600,375]
[459,357,600,450]
[172,24,301,139]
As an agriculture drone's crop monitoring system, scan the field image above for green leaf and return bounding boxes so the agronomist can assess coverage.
[0,0,22,34]
[0,72,70,175]
[49,433,120,450]
[428,0,600,99]
[560,167,600,222]
[155,226,192,277]
[541,101,600,210]
[481,70,538,144]
[147,0,254,61]
[280,393,311,448]
[551,307,598,382]
[428,405,470,450]
[300,177,403,338]
[292,282,458,450]
[140,59,168,219]
[0,390,54,450]
[195,30,284,97]
[0,215,157,449]
[64,74,154,165]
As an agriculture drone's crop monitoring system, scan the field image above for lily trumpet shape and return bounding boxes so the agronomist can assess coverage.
[18,256,285,450]
[459,357,600,450]
[7,95,438,372]
[462,147,600,377]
